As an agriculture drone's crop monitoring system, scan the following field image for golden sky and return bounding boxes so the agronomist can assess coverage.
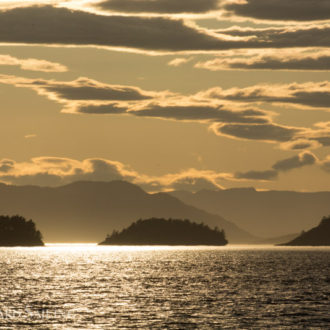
[0,0,329,192]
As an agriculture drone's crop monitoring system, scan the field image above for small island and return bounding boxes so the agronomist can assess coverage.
[280,216,330,246]
[0,215,44,246]
[99,218,228,246]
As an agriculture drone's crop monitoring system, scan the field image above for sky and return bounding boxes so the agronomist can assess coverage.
[0,0,329,192]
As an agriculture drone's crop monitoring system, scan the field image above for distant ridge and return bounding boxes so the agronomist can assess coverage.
[0,181,255,243]
[99,218,228,246]
[280,216,330,246]
[254,233,299,245]
[170,189,330,238]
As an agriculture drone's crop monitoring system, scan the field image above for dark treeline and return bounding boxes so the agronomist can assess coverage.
[99,218,228,245]
[0,215,44,246]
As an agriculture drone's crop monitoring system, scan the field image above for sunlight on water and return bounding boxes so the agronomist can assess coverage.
[43,243,330,252]
[0,245,329,329]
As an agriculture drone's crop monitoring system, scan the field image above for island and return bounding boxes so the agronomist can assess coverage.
[0,215,44,246]
[99,218,228,245]
[280,216,330,246]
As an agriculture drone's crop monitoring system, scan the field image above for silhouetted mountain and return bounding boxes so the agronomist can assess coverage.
[0,181,255,243]
[0,215,44,246]
[99,218,228,246]
[281,216,330,246]
[170,188,330,238]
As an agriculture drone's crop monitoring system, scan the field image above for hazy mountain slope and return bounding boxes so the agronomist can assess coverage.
[254,233,299,245]
[0,181,255,243]
[170,188,330,238]
[281,216,330,246]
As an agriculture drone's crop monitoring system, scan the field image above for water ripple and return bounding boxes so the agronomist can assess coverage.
[0,245,329,329]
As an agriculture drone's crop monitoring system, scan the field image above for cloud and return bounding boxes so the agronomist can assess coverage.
[234,169,278,181]
[2,6,330,54]
[0,54,67,72]
[24,134,37,139]
[320,156,330,173]
[75,103,128,114]
[0,5,238,53]
[141,169,227,192]
[45,80,153,101]
[279,139,321,151]
[0,156,228,192]
[0,159,15,173]
[0,157,137,187]
[223,0,330,22]
[168,175,222,191]
[201,81,330,111]
[272,151,318,171]
[168,57,193,67]
[0,153,323,190]
[0,74,273,125]
[234,151,319,181]
[0,1,68,10]
[213,123,302,143]
[1,74,329,149]
[303,122,330,147]
[132,104,270,124]
[0,75,155,101]
[195,50,330,71]
[95,0,221,14]
[213,121,330,148]
[214,25,330,49]
[73,102,272,124]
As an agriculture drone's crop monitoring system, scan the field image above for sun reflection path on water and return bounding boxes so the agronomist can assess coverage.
[43,243,330,252]
[0,244,329,328]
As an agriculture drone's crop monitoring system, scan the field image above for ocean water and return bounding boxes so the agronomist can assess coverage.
[0,245,329,329]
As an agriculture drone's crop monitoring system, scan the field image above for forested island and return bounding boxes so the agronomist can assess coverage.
[0,215,44,246]
[280,216,330,246]
[99,218,228,245]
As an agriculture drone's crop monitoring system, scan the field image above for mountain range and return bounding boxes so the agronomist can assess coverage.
[0,181,254,243]
[170,188,330,238]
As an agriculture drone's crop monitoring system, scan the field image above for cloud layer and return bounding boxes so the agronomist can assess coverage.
[0,74,272,124]
[1,74,329,150]
[1,5,330,54]
[0,54,67,72]
[96,0,221,14]
[202,82,330,111]
[196,50,330,71]
[213,122,330,148]
[272,151,318,171]
[0,5,233,53]
[234,151,319,181]
[213,123,301,143]
[0,156,226,192]
[0,152,326,191]
[223,0,330,22]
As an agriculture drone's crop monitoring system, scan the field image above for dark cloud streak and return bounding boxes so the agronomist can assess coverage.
[1,6,330,53]
[224,0,330,22]
[0,6,229,52]
[215,123,301,142]
[234,151,318,182]
[96,0,220,14]
[272,152,317,171]
[132,105,270,124]
[234,170,278,181]
[196,53,330,71]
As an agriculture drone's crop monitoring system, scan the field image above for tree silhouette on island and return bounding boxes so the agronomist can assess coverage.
[99,218,228,246]
[280,216,330,246]
[0,215,44,246]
